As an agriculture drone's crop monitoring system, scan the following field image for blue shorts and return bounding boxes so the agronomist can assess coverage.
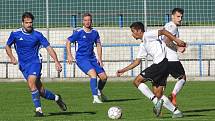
[76,58,105,75]
[19,63,42,80]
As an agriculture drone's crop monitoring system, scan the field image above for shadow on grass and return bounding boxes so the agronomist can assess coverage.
[48,111,96,116]
[104,98,141,102]
[184,114,205,117]
[162,114,205,119]
[183,108,215,113]
[162,108,215,118]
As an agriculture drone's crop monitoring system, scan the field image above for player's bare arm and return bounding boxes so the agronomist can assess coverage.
[159,29,186,47]
[5,45,18,65]
[116,58,141,77]
[46,46,62,72]
[96,42,103,67]
[66,40,74,64]
[164,36,186,53]
[163,36,177,51]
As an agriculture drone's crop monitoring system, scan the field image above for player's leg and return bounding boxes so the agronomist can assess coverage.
[27,75,43,117]
[87,69,102,103]
[20,64,43,117]
[97,72,108,101]
[133,75,159,105]
[93,60,108,101]
[133,59,167,106]
[36,78,67,111]
[161,95,183,118]
[150,58,169,117]
[77,59,102,103]
[170,75,186,106]
[152,86,164,117]
[168,61,186,106]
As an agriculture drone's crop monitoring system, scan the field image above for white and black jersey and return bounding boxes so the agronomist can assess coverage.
[136,30,166,64]
[162,21,186,78]
[162,21,179,61]
[137,30,169,86]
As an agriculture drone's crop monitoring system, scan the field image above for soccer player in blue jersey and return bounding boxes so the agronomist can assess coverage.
[5,12,67,117]
[66,13,108,103]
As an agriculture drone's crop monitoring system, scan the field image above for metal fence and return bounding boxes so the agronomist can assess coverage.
[1,42,215,79]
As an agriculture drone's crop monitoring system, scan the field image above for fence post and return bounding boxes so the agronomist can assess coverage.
[119,14,123,28]
[70,15,77,78]
[165,14,170,24]
[6,62,8,78]
[63,47,67,78]
[198,45,203,76]
[130,46,134,77]
[208,60,210,76]
[71,15,77,28]
[46,0,51,79]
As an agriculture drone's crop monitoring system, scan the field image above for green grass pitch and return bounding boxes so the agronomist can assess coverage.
[0,81,215,121]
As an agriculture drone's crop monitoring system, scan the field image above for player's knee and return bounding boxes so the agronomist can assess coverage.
[28,81,37,91]
[132,80,138,88]
[178,74,186,81]
[133,75,144,87]
[182,75,186,81]
[153,86,164,99]
[88,69,97,78]
[155,93,163,99]
[100,74,108,81]
[154,90,163,99]
[39,91,45,97]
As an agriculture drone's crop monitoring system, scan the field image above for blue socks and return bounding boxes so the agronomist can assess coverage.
[43,89,55,100]
[31,89,41,108]
[90,78,98,95]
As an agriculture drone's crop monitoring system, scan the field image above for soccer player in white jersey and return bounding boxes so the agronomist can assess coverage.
[161,8,186,106]
[116,22,185,118]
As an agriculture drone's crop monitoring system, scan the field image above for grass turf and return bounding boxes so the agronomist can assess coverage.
[0,81,215,121]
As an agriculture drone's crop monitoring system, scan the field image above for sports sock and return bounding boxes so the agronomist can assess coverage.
[31,89,41,108]
[98,79,107,91]
[90,78,98,95]
[36,107,42,113]
[43,89,56,100]
[172,79,186,95]
[138,83,157,104]
[161,95,176,112]
[55,95,59,101]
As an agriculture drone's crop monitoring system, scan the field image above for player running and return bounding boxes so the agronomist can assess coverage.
[66,13,108,103]
[5,12,67,117]
[161,8,186,106]
[116,22,185,118]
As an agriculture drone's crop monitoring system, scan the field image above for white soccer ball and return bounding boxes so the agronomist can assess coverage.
[108,106,122,119]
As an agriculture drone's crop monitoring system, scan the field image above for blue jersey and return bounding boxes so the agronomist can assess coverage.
[67,28,100,60]
[6,28,50,68]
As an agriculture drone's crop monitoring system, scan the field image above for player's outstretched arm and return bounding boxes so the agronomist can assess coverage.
[159,29,186,47]
[5,45,17,65]
[116,59,141,77]
[46,46,62,72]
[66,40,75,64]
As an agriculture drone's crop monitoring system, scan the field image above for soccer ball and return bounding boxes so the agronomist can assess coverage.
[107,106,122,119]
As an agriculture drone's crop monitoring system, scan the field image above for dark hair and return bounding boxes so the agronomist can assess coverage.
[83,13,92,19]
[130,22,145,32]
[172,8,184,15]
[22,12,34,22]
